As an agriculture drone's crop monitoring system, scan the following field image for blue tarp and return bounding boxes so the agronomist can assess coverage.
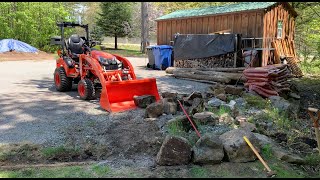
[0,39,38,53]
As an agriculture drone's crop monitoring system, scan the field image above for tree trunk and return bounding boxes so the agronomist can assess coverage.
[114,33,118,50]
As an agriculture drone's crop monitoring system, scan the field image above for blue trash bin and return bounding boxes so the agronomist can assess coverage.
[152,45,173,70]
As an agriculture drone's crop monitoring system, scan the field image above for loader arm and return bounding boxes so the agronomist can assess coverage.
[79,54,160,112]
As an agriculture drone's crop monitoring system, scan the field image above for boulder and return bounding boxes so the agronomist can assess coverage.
[239,121,257,132]
[156,135,192,165]
[213,88,226,96]
[219,129,261,162]
[268,96,299,118]
[193,133,224,164]
[186,91,203,101]
[188,98,204,115]
[192,111,218,126]
[162,98,177,115]
[216,93,227,101]
[233,97,247,109]
[133,95,156,108]
[253,133,276,147]
[225,85,244,95]
[272,147,306,164]
[208,97,226,108]
[145,101,164,118]
[161,92,178,101]
[289,92,300,100]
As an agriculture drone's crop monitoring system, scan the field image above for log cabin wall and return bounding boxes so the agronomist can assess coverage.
[156,10,264,45]
[261,3,296,66]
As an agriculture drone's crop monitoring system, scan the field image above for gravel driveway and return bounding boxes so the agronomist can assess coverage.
[0,57,210,146]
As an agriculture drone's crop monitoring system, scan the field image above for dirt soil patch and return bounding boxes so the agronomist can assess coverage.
[0,51,55,61]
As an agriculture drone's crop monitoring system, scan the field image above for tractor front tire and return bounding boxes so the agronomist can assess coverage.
[78,79,95,100]
[54,67,72,92]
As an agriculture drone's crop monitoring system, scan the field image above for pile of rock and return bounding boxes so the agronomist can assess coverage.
[133,83,306,167]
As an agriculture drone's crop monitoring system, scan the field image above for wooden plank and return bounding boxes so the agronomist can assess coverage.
[176,20,181,34]
[187,19,192,34]
[215,16,221,32]
[288,16,292,41]
[256,12,263,37]
[202,17,209,34]
[241,13,249,37]
[161,21,165,45]
[228,14,234,33]
[274,6,278,38]
[271,41,281,64]
[196,17,203,34]
[270,7,274,38]
[192,18,197,34]
[221,15,228,31]
[181,19,187,34]
[172,20,177,37]
[234,13,241,34]
[166,21,171,44]
[209,16,215,33]
[157,22,160,45]
[248,12,256,37]
[262,11,267,66]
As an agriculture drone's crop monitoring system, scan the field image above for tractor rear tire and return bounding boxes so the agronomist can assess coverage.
[54,67,72,92]
[78,79,96,100]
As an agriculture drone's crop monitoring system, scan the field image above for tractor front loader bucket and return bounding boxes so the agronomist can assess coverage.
[100,78,160,112]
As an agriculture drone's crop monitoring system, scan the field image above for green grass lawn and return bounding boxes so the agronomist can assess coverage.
[94,43,147,57]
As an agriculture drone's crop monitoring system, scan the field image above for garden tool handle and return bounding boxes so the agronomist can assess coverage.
[308,107,320,155]
[243,136,273,174]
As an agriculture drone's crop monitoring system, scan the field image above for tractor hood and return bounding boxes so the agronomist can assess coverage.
[91,50,115,60]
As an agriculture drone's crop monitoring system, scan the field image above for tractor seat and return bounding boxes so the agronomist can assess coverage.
[67,34,85,60]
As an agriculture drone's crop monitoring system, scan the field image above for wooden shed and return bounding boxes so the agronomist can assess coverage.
[155,2,298,66]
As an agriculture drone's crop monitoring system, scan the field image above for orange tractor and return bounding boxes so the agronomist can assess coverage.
[52,22,160,112]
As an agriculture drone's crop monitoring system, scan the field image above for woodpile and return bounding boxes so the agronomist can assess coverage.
[166,67,245,84]
[174,53,234,68]
[243,64,292,98]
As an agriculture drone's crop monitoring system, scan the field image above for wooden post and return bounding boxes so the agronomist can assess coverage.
[141,2,149,54]
[234,34,238,68]
[307,108,320,155]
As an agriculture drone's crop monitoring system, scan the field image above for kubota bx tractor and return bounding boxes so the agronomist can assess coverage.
[51,22,160,112]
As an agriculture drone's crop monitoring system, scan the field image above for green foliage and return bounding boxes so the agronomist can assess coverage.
[91,164,111,176]
[261,144,273,159]
[270,163,305,178]
[41,145,81,161]
[167,119,186,136]
[190,166,209,178]
[0,2,73,52]
[97,2,133,38]
[243,94,270,109]
[304,154,320,165]
[265,107,292,130]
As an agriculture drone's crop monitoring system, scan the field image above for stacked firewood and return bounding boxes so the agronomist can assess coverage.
[174,53,234,68]
[243,64,292,98]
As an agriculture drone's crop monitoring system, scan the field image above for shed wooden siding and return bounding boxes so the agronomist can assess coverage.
[261,3,296,66]
[156,11,264,45]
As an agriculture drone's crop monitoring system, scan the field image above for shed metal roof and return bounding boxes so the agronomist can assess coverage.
[156,2,278,21]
